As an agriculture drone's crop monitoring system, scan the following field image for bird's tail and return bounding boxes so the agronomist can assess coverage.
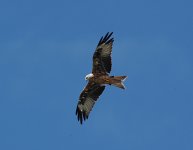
[109,76,127,89]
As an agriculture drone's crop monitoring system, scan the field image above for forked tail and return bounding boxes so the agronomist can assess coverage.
[109,76,127,89]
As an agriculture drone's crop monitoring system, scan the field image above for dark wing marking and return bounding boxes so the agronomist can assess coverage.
[92,32,114,75]
[76,82,105,124]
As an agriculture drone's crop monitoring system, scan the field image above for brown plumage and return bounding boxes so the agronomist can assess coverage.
[76,32,127,124]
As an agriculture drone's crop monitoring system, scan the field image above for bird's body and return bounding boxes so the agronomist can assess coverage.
[76,32,127,124]
[86,73,127,89]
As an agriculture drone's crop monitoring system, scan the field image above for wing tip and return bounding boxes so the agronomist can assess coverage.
[97,32,114,46]
[76,106,89,125]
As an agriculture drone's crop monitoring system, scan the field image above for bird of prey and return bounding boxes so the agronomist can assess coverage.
[76,32,127,124]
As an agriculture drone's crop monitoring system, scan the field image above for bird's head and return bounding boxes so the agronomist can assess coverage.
[85,73,94,80]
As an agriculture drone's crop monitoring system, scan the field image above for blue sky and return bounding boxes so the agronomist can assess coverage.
[0,0,193,149]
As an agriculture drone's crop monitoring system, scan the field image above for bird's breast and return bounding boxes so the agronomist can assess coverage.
[93,75,110,84]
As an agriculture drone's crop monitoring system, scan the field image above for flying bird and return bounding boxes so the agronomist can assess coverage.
[76,32,127,124]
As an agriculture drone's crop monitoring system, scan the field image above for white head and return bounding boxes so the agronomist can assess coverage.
[85,73,94,80]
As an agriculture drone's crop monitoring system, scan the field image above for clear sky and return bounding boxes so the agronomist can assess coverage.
[0,0,193,150]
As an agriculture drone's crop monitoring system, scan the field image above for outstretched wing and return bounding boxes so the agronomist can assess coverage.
[76,82,105,124]
[92,32,114,75]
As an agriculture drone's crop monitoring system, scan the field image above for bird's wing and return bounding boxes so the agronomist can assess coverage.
[92,32,114,75]
[76,82,105,124]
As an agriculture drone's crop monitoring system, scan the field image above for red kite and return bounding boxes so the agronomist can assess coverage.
[76,32,127,124]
